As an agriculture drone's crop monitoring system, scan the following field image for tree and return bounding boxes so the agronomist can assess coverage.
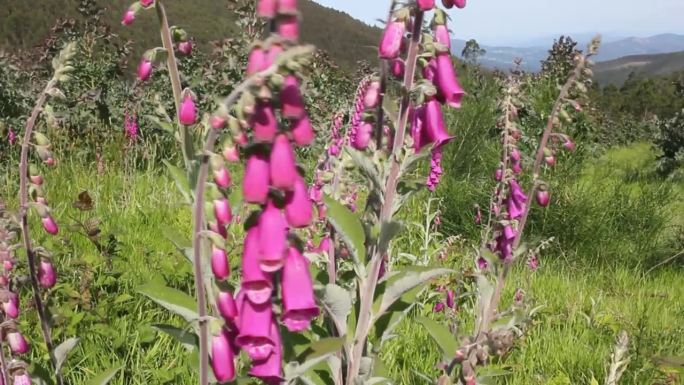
[461,39,486,65]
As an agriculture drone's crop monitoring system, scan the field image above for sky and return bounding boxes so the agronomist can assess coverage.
[312,0,684,47]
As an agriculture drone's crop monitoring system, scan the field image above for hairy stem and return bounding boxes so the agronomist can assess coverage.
[347,10,424,384]
[374,0,397,149]
[0,336,9,385]
[18,78,63,385]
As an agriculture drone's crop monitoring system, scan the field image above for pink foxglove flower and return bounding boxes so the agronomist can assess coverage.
[247,46,268,75]
[477,257,488,270]
[140,0,154,7]
[7,331,29,354]
[278,0,297,13]
[417,0,435,10]
[270,134,298,191]
[506,179,528,220]
[433,24,451,50]
[137,58,152,81]
[391,59,405,78]
[13,373,31,385]
[8,128,16,145]
[38,260,56,288]
[258,201,288,272]
[433,302,445,313]
[248,321,283,383]
[435,53,465,108]
[2,292,19,319]
[252,102,278,142]
[363,81,381,109]
[564,139,576,152]
[496,225,517,261]
[446,289,455,309]
[214,198,232,226]
[121,9,135,25]
[178,95,197,126]
[545,155,556,167]
[211,245,230,281]
[241,228,273,304]
[211,330,236,383]
[218,291,238,320]
[243,152,270,204]
[236,298,274,361]
[454,0,467,8]
[42,215,59,235]
[29,175,43,186]
[280,75,305,119]
[352,122,373,150]
[425,98,455,149]
[265,42,284,67]
[278,15,300,41]
[528,254,540,271]
[256,0,277,18]
[214,167,232,189]
[379,19,406,59]
[285,175,313,228]
[223,145,240,163]
[281,247,319,332]
[177,41,193,56]
[291,116,315,146]
[536,189,550,207]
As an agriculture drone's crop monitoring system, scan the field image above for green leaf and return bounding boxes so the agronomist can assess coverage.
[347,148,384,192]
[29,362,54,385]
[378,221,403,254]
[298,337,345,362]
[138,283,198,323]
[53,337,79,374]
[164,160,192,204]
[416,316,458,360]
[378,267,452,316]
[86,367,121,385]
[323,195,366,266]
[152,324,198,351]
[163,227,192,252]
[320,284,352,337]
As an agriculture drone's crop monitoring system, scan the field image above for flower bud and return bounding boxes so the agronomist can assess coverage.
[252,102,278,142]
[433,24,451,50]
[177,41,193,56]
[544,155,556,167]
[42,215,59,235]
[277,15,299,41]
[211,330,236,382]
[379,20,406,59]
[7,331,29,355]
[178,95,197,126]
[243,152,270,205]
[2,292,19,319]
[564,139,576,152]
[222,144,240,163]
[364,82,381,109]
[121,9,135,26]
[38,260,56,289]
[211,245,230,281]
[247,46,268,75]
[291,116,315,146]
[140,0,154,7]
[29,175,43,186]
[352,122,373,150]
[12,373,31,385]
[270,134,298,191]
[284,175,313,228]
[446,289,455,309]
[280,75,305,119]
[433,302,445,313]
[278,0,297,13]
[390,59,405,79]
[214,198,232,226]
[213,167,232,189]
[417,0,435,10]
[535,189,550,207]
[137,58,153,81]
[217,291,238,320]
[257,0,277,18]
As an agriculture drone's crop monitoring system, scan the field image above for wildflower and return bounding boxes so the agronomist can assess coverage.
[564,139,576,152]
[278,0,297,13]
[213,166,232,189]
[352,122,373,150]
[8,128,16,145]
[236,298,275,361]
[528,254,540,271]
[433,24,451,50]
[507,179,528,220]
[256,0,277,18]
[424,98,455,148]
[363,81,381,109]
[7,330,29,355]
[257,201,288,272]
[247,46,268,75]
[243,152,270,204]
[417,0,435,10]
[217,291,238,320]
[427,148,444,191]
[137,58,152,81]
[37,259,56,289]
[434,53,465,108]
[280,76,305,119]
[535,189,550,207]
[177,41,193,56]
[270,134,298,191]
[433,302,445,313]
[211,330,236,383]
[252,102,278,142]
[121,9,135,25]
[476,257,488,270]
[211,245,230,281]
[140,0,154,7]
[278,15,299,41]
[240,227,273,304]
[178,95,197,126]
[446,289,455,309]
[281,247,319,331]
[42,215,59,235]
[391,59,405,78]
[248,321,283,383]
[285,175,313,228]
[125,113,139,140]
[2,292,19,319]
[379,19,406,59]
[291,116,315,147]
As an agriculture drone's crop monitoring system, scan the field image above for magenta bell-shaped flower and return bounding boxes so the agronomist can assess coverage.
[410,106,429,151]
[278,0,297,12]
[12,373,31,385]
[211,245,230,281]
[285,175,313,228]
[137,58,152,81]
[352,122,373,150]
[278,15,300,41]
[2,292,19,319]
[509,179,528,204]
[236,298,275,361]
[211,329,236,383]
[247,46,268,75]
[536,190,550,207]
[38,260,56,289]
[446,289,455,309]
[214,198,233,226]
[252,102,278,143]
[177,41,193,56]
[241,227,273,304]
[179,95,197,126]
[218,291,238,320]
[496,225,517,261]
[280,75,306,119]
[243,152,270,204]
[425,99,455,149]
[379,19,406,59]
[256,0,277,18]
[454,0,467,8]
[418,0,435,10]
[258,201,288,272]
[433,302,445,313]
[42,215,59,235]
[433,24,451,50]
[391,59,405,79]
[7,331,29,355]
[270,134,298,191]
[364,82,381,109]
[265,42,284,67]
[214,167,232,189]
[249,321,284,384]
[121,9,135,25]
[291,115,314,146]
[281,247,319,332]
[141,0,154,7]
[435,53,465,108]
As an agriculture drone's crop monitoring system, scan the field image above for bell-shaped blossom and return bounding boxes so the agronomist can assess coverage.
[391,59,405,79]
[426,148,444,192]
[433,302,445,313]
[7,331,28,354]
[506,179,528,220]
[363,82,381,109]
[211,330,236,383]
[2,292,19,319]
[476,257,488,270]
[270,134,298,191]
[281,247,319,332]
[236,298,274,361]
[545,155,556,167]
[252,102,278,142]
[536,190,550,207]
[249,321,283,384]
[121,10,135,25]
[291,116,314,146]
[218,291,238,320]
[13,373,32,385]
[38,260,56,289]
[214,165,232,188]
[496,225,517,261]
[141,0,154,7]
[454,0,467,8]
[278,0,297,13]
[42,216,59,235]
[379,19,406,59]
[564,139,576,152]
[352,122,373,150]
[241,227,273,304]
[417,0,435,10]
[285,175,313,228]
[223,145,240,163]
[256,0,277,18]
[278,15,299,41]
[243,152,270,204]
[29,175,43,186]
[265,43,284,67]
[494,168,504,181]
[211,245,230,281]
[446,289,455,309]
[435,53,465,108]
[214,198,232,226]
[209,221,228,239]
[433,24,451,50]
[410,106,429,151]
[258,201,288,272]
[137,58,152,81]
[247,46,268,75]
[280,75,305,119]
[177,40,193,56]
[179,95,197,126]
[425,99,455,149]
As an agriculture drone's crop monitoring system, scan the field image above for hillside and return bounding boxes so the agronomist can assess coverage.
[0,0,381,70]
[594,51,684,85]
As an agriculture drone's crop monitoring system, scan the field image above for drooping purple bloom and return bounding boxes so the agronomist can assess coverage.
[217,291,238,320]
[424,98,455,149]
[240,227,273,304]
[278,15,300,41]
[243,152,270,204]
[178,95,197,126]
[211,330,236,383]
[280,75,305,119]
[285,175,313,228]
[270,134,298,191]
[379,19,406,59]
[248,321,283,384]
[281,247,319,332]
[434,53,465,108]
[257,201,288,273]
[291,115,315,147]
[236,298,275,361]
[38,260,56,289]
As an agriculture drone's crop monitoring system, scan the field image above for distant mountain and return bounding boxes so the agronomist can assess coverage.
[593,51,684,85]
[453,33,684,72]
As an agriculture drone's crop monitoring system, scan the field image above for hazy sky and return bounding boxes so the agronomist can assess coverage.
[313,0,684,46]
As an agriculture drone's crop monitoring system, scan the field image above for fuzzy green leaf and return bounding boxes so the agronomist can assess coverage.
[86,367,121,385]
[54,337,80,374]
[416,316,458,359]
[138,283,198,323]
[164,160,192,204]
[152,324,198,351]
[378,267,452,316]
[321,284,352,337]
[323,195,366,265]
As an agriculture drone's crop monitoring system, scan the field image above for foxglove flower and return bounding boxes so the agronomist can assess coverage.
[265,42,284,66]
[241,227,273,304]
[281,247,319,332]
[38,260,56,289]
[211,245,230,281]
[252,102,278,142]
[391,59,405,78]
[507,179,528,219]
[446,289,455,309]
[564,140,576,152]
[214,198,232,226]
[140,0,154,7]
[545,155,556,167]
[425,98,455,148]
[8,128,16,145]
[236,298,274,361]
[7,331,28,355]
[291,116,315,146]
[247,46,268,75]
[214,166,232,189]
[177,41,193,56]
[29,175,43,186]
[137,58,152,81]
[379,19,406,59]
[435,53,465,108]
[427,148,444,191]
[223,145,239,163]
[278,0,297,13]
[417,0,435,10]
[496,225,517,261]
[249,321,283,384]
[179,95,197,126]
[211,330,236,383]
[363,81,381,109]
[352,122,373,150]
[243,152,270,204]
[285,175,313,228]
[258,201,288,272]
[280,75,305,119]
[278,15,299,41]
[121,9,135,25]
[433,302,445,313]
[270,134,298,191]
[528,254,540,271]
[476,257,488,270]
[536,189,550,207]
[2,292,19,319]
[257,0,277,18]
[42,215,59,235]
[433,24,451,50]
[12,373,31,385]
[218,291,238,320]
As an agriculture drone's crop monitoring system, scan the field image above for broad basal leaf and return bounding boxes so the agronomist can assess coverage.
[323,195,366,266]
[164,160,192,204]
[416,316,459,360]
[377,267,452,317]
[320,284,353,337]
[152,324,198,351]
[86,367,121,385]
[138,283,198,323]
[54,337,80,374]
